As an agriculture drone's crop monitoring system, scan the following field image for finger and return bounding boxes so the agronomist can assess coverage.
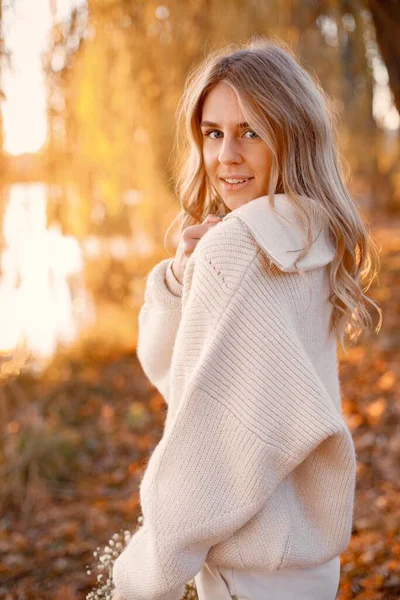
[202,214,220,224]
[184,222,217,241]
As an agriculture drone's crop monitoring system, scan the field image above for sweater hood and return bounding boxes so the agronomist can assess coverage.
[222,193,336,272]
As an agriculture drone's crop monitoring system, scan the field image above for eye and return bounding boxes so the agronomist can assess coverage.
[242,129,259,139]
[203,129,223,139]
[201,128,259,139]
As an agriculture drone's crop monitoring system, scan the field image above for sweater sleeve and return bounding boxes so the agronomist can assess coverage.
[113,249,355,600]
[165,259,183,297]
[136,258,182,406]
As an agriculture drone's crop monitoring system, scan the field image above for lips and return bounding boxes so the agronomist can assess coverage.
[220,176,253,182]
[219,177,254,191]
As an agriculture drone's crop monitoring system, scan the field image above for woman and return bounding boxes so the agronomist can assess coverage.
[112,37,382,600]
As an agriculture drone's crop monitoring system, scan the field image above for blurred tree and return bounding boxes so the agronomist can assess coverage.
[365,0,400,113]
[43,0,400,242]
[44,3,90,237]
[0,0,12,250]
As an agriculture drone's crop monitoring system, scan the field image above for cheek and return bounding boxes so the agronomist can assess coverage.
[202,146,217,175]
[251,148,272,176]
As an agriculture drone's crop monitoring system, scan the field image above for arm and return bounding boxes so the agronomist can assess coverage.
[164,259,183,296]
[136,258,182,406]
[114,248,355,600]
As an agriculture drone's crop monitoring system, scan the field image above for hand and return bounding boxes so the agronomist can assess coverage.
[111,588,126,600]
[172,213,223,284]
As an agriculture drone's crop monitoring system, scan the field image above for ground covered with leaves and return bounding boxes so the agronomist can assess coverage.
[0,219,399,600]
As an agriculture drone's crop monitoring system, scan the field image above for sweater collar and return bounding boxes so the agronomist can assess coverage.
[222,194,336,272]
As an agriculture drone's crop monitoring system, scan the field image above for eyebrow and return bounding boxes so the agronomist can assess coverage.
[200,120,251,129]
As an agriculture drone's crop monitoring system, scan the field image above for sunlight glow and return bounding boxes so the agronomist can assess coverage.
[1,0,85,155]
[0,183,95,360]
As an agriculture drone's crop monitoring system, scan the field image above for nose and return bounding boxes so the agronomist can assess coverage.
[218,136,242,165]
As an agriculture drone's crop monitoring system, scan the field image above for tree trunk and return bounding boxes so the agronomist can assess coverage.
[366,0,400,113]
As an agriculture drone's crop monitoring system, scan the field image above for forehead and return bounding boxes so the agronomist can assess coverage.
[201,81,244,123]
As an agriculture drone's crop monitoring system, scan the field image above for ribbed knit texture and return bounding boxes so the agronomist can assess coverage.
[165,260,183,297]
[113,195,357,600]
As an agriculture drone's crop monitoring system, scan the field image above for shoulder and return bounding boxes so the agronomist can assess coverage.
[180,217,261,311]
[192,215,260,283]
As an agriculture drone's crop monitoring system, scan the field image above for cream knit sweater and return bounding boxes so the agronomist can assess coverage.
[112,194,357,600]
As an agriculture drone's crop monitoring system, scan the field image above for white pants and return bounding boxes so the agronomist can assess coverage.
[194,556,340,600]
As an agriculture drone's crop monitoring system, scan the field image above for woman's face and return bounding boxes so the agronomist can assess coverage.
[201,81,272,212]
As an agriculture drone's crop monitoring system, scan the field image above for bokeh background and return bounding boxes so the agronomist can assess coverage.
[0,1,399,599]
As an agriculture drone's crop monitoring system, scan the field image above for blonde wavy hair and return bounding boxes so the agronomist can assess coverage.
[165,35,382,350]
